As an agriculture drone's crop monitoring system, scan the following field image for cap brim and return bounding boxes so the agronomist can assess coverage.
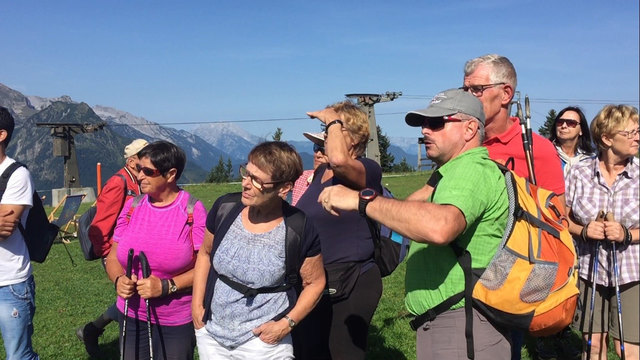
[405,107,456,127]
[303,132,325,146]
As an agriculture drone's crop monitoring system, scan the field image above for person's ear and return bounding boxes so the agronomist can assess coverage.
[278,182,293,198]
[165,168,178,183]
[600,134,614,148]
[0,130,7,144]
[500,84,514,107]
[464,121,479,141]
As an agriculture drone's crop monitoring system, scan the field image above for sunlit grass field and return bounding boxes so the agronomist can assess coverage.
[1,172,620,359]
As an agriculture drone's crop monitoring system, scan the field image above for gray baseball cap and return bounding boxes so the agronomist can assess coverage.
[405,88,485,127]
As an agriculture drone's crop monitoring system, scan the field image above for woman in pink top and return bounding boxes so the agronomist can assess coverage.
[106,141,206,360]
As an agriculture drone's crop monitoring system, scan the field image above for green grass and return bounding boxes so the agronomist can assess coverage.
[0,172,621,359]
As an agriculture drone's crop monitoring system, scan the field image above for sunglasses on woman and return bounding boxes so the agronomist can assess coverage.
[313,144,325,154]
[421,116,465,130]
[555,119,579,128]
[136,164,162,177]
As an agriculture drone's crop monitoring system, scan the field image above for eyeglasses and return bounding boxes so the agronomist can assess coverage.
[313,144,325,154]
[460,82,506,96]
[421,116,465,130]
[616,128,640,139]
[239,165,283,191]
[136,164,162,177]
[555,118,580,128]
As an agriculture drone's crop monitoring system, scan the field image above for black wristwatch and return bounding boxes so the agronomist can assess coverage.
[358,188,378,217]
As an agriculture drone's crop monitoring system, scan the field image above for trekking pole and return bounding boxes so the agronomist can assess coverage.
[586,241,600,360]
[520,95,536,185]
[120,248,134,360]
[139,251,154,360]
[605,212,626,360]
[586,211,605,360]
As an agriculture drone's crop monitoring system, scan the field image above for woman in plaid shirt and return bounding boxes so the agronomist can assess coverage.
[565,104,639,360]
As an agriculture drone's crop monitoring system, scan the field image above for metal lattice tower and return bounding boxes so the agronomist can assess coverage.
[345,91,402,165]
[36,122,105,188]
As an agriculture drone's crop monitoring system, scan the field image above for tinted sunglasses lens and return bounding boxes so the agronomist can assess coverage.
[142,167,158,176]
[423,118,445,130]
[313,144,325,153]
[557,119,579,128]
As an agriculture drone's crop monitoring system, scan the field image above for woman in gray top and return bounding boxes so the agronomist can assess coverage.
[192,141,325,360]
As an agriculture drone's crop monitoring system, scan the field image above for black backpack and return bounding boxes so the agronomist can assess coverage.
[0,162,59,263]
[77,174,135,261]
[201,192,307,323]
[213,192,305,296]
[365,186,411,277]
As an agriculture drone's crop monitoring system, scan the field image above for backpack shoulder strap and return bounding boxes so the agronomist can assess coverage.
[0,162,26,199]
[211,193,244,261]
[125,195,145,224]
[114,173,136,198]
[186,193,198,225]
[282,201,306,290]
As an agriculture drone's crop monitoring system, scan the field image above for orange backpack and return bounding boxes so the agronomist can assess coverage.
[410,162,579,359]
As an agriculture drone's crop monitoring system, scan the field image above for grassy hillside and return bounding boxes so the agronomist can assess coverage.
[1,172,618,359]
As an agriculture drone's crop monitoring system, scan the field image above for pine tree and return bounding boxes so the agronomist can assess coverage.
[377,125,395,172]
[272,127,283,141]
[538,109,557,139]
[391,157,414,173]
[207,156,230,183]
[225,158,234,181]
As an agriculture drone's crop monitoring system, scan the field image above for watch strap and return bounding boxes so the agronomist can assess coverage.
[161,279,169,297]
[326,119,343,130]
[358,197,369,217]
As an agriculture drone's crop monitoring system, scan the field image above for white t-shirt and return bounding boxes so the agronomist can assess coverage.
[0,156,33,286]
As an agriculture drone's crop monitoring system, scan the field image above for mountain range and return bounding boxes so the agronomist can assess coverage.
[0,82,419,196]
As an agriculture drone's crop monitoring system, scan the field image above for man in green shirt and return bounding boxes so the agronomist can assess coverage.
[318,88,510,360]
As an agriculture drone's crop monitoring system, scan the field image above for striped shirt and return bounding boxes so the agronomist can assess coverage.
[566,156,639,286]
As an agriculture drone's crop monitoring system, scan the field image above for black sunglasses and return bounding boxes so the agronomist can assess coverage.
[421,116,465,130]
[136,164,162,177]
[313,144,325,154]
[555,118,579,128]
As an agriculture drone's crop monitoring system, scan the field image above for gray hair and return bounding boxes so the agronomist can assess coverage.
[464,54,518,90]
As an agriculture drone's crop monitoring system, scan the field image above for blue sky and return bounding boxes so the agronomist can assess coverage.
[1,1,638,141]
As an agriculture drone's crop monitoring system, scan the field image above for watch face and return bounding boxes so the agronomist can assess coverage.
[360,188,377,200]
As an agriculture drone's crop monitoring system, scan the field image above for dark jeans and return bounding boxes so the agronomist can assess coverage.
[118,313,195,360]
[294,264,382,360]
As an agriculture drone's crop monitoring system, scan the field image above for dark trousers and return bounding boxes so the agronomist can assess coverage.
[118,313,195,360]
[294,264,382,360]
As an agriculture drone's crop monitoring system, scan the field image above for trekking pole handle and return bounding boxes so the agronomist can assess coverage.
[126,249,134,278]
[139,251,151,279]
[516,99,524,124]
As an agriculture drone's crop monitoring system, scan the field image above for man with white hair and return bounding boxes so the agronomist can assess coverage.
[318,89,511,360]
[76,138,148,357]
